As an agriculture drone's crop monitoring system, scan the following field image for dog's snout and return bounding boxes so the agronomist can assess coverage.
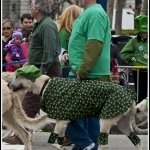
[8,81,23,91]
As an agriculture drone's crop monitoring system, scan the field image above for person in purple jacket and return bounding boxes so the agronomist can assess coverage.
[5,31,24,72]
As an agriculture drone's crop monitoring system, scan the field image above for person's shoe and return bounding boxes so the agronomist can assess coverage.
[62,136,72,146]
[2,135,23,145]
[72,143,95,150]
[83,143,95,150]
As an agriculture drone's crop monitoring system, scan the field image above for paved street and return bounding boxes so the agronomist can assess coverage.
[2,130,148,150]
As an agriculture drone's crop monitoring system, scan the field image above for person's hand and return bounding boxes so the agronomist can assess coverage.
[76,72,80,79]
[76,72,84,79]
[61,53,69,64]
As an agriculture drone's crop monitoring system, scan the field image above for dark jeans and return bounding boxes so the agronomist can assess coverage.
[66,117,100,150]
[62,67,70,78]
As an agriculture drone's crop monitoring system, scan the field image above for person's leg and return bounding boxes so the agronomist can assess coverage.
[87,117,100,150]
[62,68,70,78]
[66,118,95,149]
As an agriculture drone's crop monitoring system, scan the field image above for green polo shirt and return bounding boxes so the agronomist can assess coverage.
[68,4,111,78]
[28,16,61,74]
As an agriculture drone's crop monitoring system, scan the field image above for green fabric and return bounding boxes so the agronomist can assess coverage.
[135,15,148,33]
[16,65,41,81]
[48,133,58,143]
[128,132,141,145]
[59,28,70,50]
[28,16,61,74]
[98,132,108,145]
[48,132,64,144]
[77,40,103,78]
[120,37,147,66]
[68,4,111,78]
[59,27,71,69]
[41,77,136,120]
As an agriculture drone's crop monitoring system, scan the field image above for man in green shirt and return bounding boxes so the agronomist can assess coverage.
[28,0,61,76]
[65,0,111,149]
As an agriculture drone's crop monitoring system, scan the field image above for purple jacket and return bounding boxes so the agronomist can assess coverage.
[5,43,24,61]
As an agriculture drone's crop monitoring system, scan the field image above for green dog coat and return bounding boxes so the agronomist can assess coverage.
[41,77,136,120]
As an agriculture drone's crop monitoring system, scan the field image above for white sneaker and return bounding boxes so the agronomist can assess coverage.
[83,143,95,150]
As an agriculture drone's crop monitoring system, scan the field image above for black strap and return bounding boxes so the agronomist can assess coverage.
[39,79,50,97]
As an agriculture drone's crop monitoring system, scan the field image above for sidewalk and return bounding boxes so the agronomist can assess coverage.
[2,131,148,150]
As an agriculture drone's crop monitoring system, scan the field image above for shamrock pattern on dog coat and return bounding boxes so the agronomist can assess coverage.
[41,78,136,120]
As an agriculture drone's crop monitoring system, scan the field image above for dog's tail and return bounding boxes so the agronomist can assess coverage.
[131,117,148,135]
[12,92,50,130]
[131,100,148,135]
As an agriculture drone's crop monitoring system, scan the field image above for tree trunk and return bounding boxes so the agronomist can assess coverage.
[107,0,115,28]
[140,0,148,15]
[115,0,126,34]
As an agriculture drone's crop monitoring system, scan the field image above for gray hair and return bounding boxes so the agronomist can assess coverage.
[2,19,14,27]
[34,0,50,15]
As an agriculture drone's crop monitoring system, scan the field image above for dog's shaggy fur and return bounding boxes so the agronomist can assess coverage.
[132,99,148,135]
[2,79,50,150]
[2,71,16,83]
[9,75,148,150]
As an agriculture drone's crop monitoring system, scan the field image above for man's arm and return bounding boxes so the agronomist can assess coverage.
[77,40,103,78]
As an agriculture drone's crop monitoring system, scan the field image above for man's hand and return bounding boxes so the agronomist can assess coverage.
[61,53,69,64]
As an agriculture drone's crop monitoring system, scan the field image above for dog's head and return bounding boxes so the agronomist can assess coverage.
[9,74,50,95]
[135,98,148,125]
[9,75,33,91]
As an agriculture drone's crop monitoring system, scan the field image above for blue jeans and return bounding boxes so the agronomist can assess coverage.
[66,117,100,150]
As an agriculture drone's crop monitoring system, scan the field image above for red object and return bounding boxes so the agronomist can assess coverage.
[111,58,119,75]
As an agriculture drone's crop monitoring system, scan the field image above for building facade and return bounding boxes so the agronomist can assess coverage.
[2,0,135,28]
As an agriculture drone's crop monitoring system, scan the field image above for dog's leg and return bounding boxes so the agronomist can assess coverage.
[49,120,69,150]
[98,118,120,150]
[117,113,142,150]
[3,111,32,150]
[2,130,14,138]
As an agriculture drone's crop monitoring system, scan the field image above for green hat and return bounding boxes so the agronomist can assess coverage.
[16,65,42,81]
[135,15,148,33]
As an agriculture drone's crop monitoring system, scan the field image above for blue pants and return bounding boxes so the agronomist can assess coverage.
[66,117,100,150]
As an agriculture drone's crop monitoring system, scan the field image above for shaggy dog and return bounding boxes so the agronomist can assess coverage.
[9,72,148,150]
[132,98,148,135]
[2,79,50,150]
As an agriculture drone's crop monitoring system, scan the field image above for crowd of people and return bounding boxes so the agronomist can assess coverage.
[2,0,148,149]
[2,14,34,72]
